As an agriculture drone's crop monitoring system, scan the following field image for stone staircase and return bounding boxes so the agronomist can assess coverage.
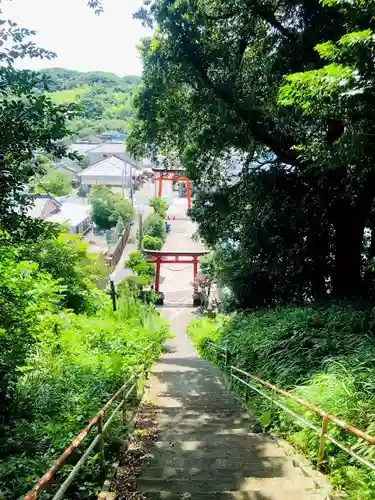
[134,309,324,500]
[137,407,321,499]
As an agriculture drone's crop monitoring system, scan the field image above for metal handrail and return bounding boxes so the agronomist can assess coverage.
[24,345,154,500]
[206,341,375,471]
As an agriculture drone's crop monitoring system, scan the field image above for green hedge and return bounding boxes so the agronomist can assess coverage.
[149,197,169,218]
[188,305,375,499]
[143,213,166,243]
[142,235,163,250]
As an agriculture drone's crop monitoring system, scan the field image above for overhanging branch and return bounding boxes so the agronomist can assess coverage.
[170,23,299,166]
[205,0,297,40]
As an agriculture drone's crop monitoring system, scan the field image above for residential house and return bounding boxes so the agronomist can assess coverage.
[76,135,102,144]
[99,130,126,142]
[86,143,129,165]
[53,159,83,185]
[27,194,91,235]
[27,194,61,220]
[79,155,135,193]
[46,202,91,235]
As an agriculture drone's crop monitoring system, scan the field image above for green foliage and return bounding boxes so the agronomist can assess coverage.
[36,166,73,196]
[20,233,107,314]
[38,68,140,138]
[129,0,375,306]
[149,197,168,218]
[142,235,163,250]
[38,68,140,93]
[0,71,78,236]
[143,213,166,243]
[1,287,168,498]
[0,230,167,498]
[125,251,155,284]
[188,305,375,498]
[0,10,166,500]
[199,253,216,278]
[90,185,134,230]
[0,13,81,239]
[0,247,63,418]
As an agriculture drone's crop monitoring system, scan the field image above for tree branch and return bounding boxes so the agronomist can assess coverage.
[205,1,297,40]
[171,23,299,166]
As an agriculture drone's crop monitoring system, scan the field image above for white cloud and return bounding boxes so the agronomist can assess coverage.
[1,0,150,75]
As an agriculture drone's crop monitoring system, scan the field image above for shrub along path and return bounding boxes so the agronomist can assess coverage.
[135,307,323,499]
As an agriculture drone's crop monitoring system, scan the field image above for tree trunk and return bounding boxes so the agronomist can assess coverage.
[311,250,328,300]
[368,214,375,259]
[332,206,365,299]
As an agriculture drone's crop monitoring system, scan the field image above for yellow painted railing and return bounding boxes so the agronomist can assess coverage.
[206,341,375,471]
[24,344,155,500]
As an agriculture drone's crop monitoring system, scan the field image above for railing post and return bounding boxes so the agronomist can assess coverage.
[317,414,329,470]
[225,346,230,372]
[245,376,250,402]
[97,416,105,470]
[269,388,275,424]
[122,386,128,424]
[130,375,138,407]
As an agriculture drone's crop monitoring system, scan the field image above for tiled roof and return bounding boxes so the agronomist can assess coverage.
[79,155,129,178]
[69,143,98,155]
[88,143,125,154]
[27,194,61,219]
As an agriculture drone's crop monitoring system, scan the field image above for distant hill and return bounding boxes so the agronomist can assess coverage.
[36,68,140,139]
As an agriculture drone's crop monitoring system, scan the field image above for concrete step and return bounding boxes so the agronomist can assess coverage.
[140,455,300,480]
[142,408,250,419]
[138,477,316,496]
[153,399,237,411]
[144,490,323,500]
[141,409,251,423]
[151,438,286,457]
[157,427,257,440]
[140,454,292,471]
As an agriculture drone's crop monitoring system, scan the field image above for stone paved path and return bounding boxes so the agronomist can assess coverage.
[127,195,323,499]
[138,308,322,499]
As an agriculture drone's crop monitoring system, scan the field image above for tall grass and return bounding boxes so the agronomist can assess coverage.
[188,304,375,498]
[0,289,168,499]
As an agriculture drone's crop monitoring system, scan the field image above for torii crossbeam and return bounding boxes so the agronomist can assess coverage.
[144,250,209,293]
[152,169,192,209]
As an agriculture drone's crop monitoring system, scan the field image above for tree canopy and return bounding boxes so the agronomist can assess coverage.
[0,14,81,239]
[90,184,134,230]
[128,0,375,308]
[36,68,140,138]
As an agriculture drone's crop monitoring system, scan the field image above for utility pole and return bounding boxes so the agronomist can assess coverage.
[109,274,117,312]
[121,165,125,198]
[130,164,134,206]
[138,206,143,251]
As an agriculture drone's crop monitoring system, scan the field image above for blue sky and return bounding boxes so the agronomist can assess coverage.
[2,0,150,75]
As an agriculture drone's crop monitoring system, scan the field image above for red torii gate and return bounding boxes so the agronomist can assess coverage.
[144,250,209,293]
[152,169,192,210]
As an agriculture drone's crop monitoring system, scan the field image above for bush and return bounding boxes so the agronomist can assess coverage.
[36,167,72,197]
[125,251,155,284]
[188,304,375,499]
[149,197,168,218]
[0,247,63,418]
[0,285,168,499]
[143,213,166,242]
[90,184,134,230]
[142,235,163,250]
[20,233,107,314]
[0,233,168,498]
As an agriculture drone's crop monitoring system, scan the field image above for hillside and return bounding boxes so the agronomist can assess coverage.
[38,68,140,138]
